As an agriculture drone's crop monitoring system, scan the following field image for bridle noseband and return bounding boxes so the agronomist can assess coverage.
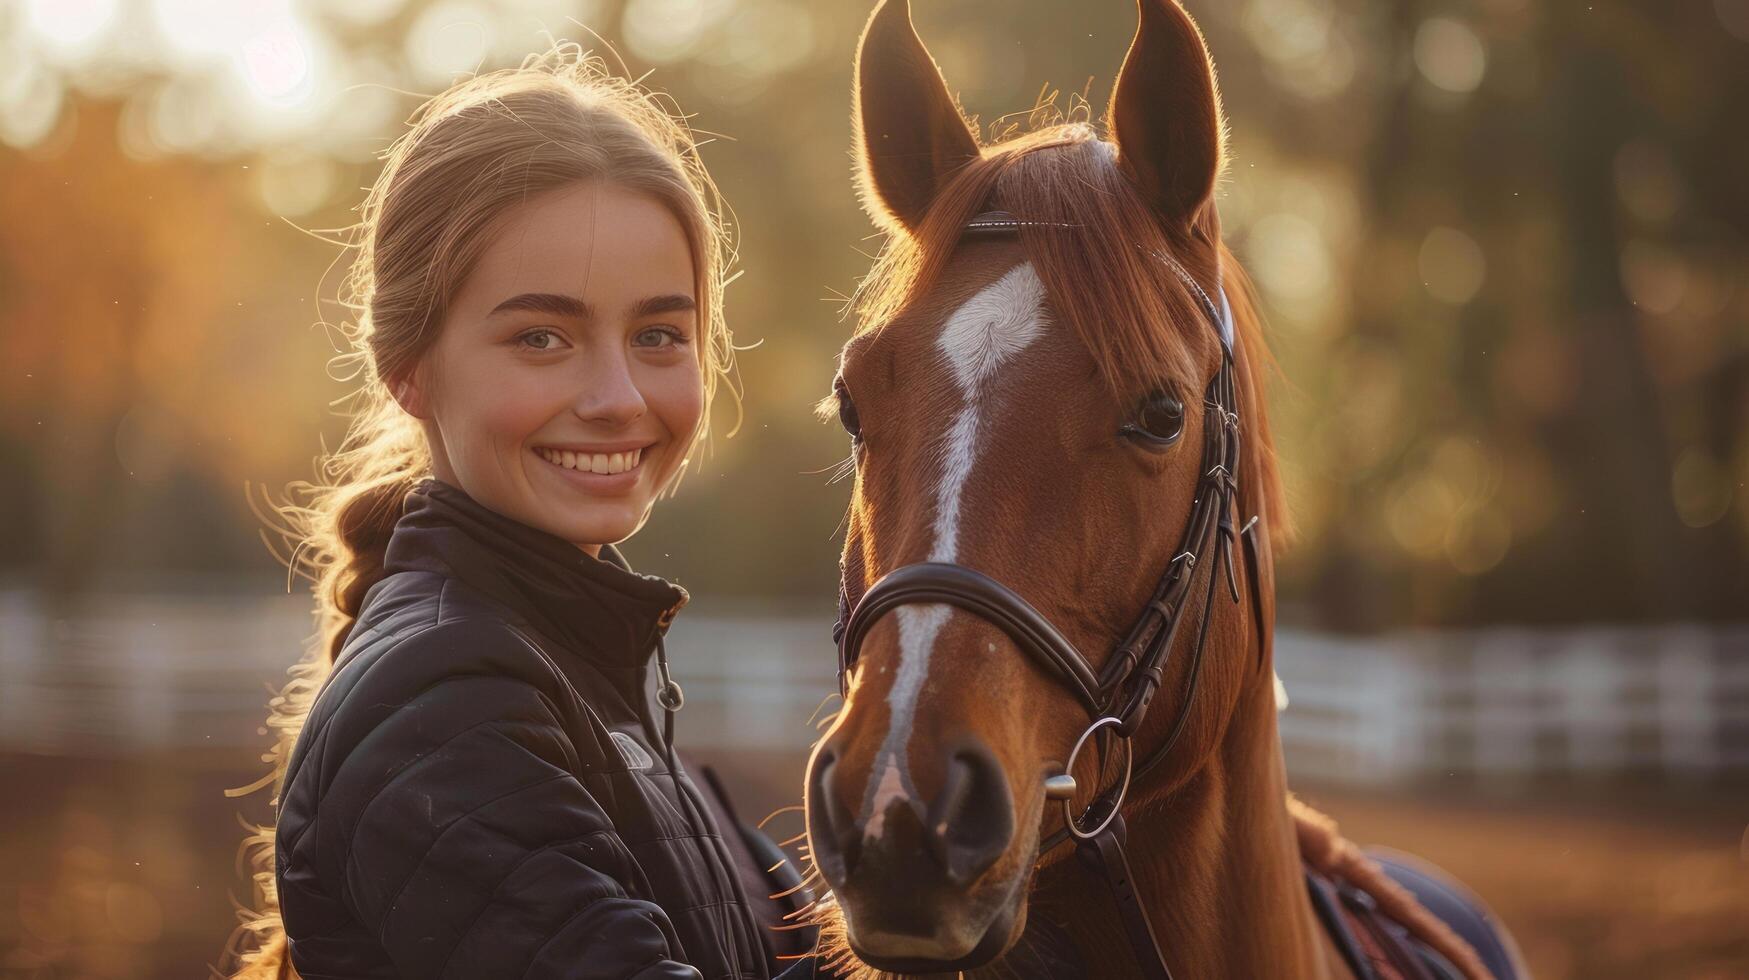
[829,210,1266,980]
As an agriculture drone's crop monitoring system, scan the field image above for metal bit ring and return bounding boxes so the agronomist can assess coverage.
[1060,716,1133,840]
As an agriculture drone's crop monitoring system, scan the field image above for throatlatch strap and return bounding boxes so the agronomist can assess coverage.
[1075,814,1173,980]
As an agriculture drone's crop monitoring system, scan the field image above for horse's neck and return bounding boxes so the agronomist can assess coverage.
[1037,676,1348,980]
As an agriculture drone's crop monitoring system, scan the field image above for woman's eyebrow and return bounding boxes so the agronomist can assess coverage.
[630,293,696,318]
[488,292,591,319]
[485,293,694,320]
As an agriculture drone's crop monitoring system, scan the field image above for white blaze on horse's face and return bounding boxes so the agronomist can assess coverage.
[858,262,1048,843]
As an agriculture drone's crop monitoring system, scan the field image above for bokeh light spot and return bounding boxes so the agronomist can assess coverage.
[1672,448,1733,528]
[1445,505,1512,575]
[624,0,733,64]
[0,60,64,149]
[1414,18,1487,94]
[1244,0,1353,100]
[1246,212,1335,308]
[150,0,264,63]
[1620,240,1688,315]
[1389,472,1460,560]
[23,0,118,60]
[1242,0,1334,64]
[1418,226,1486,304]
[405,2,495,84]
[240,20,314,105]
[146,75,225,155]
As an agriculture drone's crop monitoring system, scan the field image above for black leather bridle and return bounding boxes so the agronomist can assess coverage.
[829,210,1266,980]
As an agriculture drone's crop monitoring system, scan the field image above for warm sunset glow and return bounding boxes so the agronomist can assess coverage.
[0,7,1743,975]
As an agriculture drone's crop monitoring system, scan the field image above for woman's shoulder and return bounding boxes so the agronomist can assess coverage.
[286,574,584,788]
[353,581,570,696]
[346,564,532,655]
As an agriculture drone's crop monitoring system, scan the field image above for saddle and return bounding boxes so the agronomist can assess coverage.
[1295,800,1514,980]
[1306,862,1467,980]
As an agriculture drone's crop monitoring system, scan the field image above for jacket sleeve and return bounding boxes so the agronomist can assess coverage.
[319,620,700,980]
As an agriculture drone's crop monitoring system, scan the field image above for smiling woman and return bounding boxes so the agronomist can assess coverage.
[400,182,707,553]
[217,43,802,980]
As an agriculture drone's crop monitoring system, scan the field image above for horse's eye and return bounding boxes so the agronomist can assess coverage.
[1121,389,1185,448]
[836,382,862,443]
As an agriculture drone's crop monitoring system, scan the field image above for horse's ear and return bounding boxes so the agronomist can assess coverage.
[1107,0,1224,227]
[854,0,980,233]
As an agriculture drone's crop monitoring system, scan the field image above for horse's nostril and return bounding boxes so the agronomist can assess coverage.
[924,743,1014,886]
[806,749,861,882]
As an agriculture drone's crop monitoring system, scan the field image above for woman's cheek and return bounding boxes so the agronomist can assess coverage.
[488,367,567,441]
[653,356,706,440]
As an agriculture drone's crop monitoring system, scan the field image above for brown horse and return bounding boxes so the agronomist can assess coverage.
[802,2,1522,978]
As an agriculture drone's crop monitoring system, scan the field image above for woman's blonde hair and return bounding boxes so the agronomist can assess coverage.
[222,43,737,978]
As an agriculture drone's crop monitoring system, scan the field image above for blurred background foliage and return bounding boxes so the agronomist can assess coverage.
[0,0,1745,629]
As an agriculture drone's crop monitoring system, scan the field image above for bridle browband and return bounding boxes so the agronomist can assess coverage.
[829,210,1266,980]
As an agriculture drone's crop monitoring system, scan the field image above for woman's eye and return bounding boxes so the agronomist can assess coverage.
[1121,389,1185,448]
[517,328,564,351]
[634,326,686,348]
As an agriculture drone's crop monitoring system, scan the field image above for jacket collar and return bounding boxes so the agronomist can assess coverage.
[382,477,689,669]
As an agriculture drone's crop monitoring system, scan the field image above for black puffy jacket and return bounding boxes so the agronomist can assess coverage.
[275,478,769,980]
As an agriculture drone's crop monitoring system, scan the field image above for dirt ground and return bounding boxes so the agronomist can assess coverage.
[0,753,1743,979]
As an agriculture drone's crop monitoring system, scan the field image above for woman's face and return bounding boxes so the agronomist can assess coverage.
[402,180,706,554]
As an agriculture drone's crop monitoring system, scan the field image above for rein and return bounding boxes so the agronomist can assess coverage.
[829,210,1266,980]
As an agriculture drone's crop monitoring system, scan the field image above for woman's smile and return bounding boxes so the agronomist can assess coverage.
[532,442,654,494]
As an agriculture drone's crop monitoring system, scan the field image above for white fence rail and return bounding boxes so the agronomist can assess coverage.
[1274,626,1749,783]
[0,590,840,758]
[1,590,1744,783]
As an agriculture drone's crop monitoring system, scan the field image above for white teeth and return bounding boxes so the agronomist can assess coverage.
[537,447,645,473]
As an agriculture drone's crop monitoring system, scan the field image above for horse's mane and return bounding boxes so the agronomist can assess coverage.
[850,121,1291,552]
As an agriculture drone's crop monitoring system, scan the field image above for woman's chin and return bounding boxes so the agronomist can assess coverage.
[537,506,646,553]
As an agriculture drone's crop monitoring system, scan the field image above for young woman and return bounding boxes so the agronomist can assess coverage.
[227,46,797,980]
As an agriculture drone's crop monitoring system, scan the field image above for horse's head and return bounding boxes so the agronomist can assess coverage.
[805,1,1286,973]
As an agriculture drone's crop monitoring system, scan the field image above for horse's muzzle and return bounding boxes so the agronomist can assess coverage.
[806,736,1024,967]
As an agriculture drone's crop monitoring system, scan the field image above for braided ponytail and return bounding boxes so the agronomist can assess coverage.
[223,388,429,980]
[221,42,736,978]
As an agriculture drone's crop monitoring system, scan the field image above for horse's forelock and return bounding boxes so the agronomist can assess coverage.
[855,126,1220,403]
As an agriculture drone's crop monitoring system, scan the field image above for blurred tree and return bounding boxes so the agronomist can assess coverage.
[1242,0,1748,628]
[0,103,151,598]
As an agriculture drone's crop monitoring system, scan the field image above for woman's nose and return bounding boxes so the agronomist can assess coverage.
[572,352,647,426]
